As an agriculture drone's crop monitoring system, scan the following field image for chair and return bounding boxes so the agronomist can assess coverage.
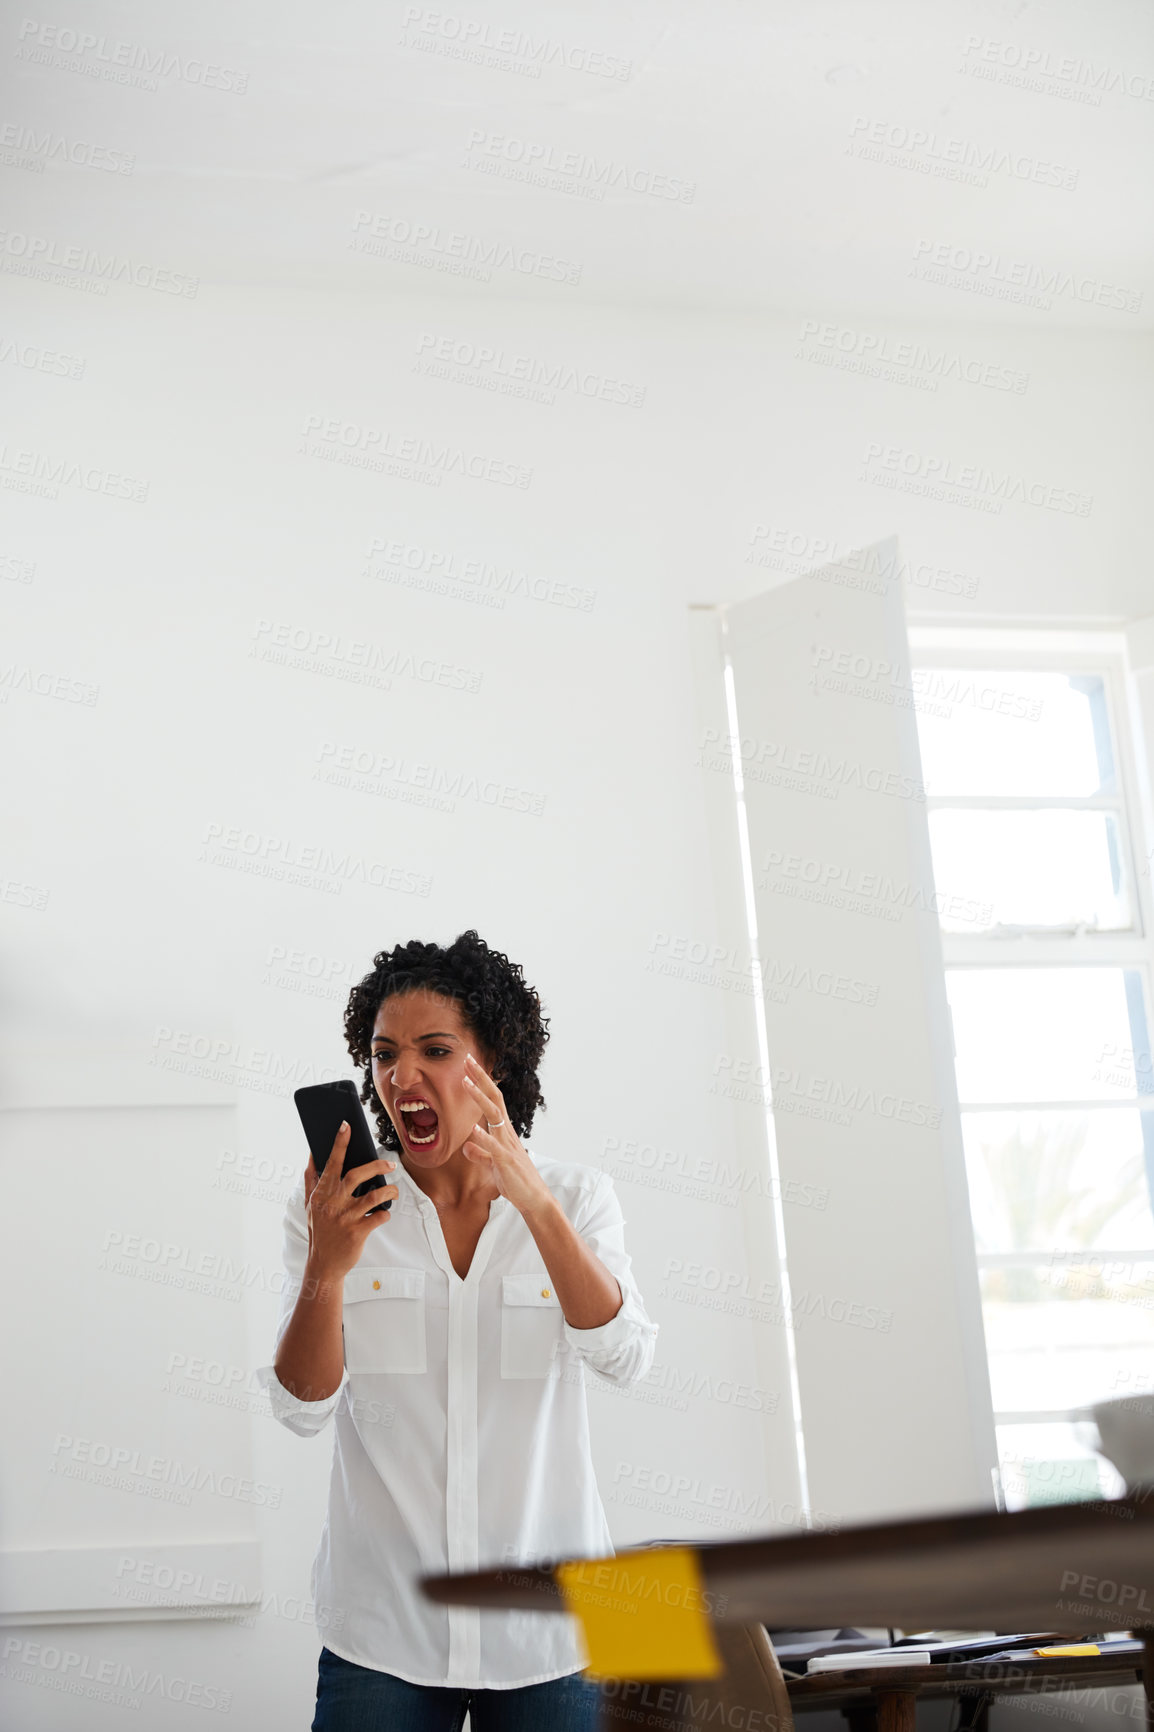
[598,1623,795,1730]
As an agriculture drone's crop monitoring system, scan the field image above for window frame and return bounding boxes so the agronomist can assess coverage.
[908,626,1154,1496]
[908,629,1154,965]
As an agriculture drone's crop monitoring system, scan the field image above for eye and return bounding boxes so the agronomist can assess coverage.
[371,1048,451,1062]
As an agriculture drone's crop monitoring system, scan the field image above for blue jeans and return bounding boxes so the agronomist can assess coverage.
[311,1646,603,1731]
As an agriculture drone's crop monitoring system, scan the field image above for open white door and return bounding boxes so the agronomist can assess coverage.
[694,540,997,1523]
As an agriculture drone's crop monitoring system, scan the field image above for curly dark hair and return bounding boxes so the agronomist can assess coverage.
[343,929,551,1151]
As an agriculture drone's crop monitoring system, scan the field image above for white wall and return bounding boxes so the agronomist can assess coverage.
[4,274,1153,1725]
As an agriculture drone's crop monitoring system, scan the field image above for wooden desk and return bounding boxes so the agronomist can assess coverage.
[422,1498,1154,1729]
[788,1648,1147,1732]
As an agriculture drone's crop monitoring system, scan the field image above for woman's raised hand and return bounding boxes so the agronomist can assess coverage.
[460,1053,553,1217]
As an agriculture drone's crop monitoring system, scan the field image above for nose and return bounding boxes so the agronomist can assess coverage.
[389,1052,423,1092]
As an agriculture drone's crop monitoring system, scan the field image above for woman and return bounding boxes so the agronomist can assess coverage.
[257,930,659,1731]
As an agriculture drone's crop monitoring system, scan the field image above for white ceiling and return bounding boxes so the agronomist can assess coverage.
[4,0,1153,326]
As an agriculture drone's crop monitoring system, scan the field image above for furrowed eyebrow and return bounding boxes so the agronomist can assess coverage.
[371,1031,458,1047]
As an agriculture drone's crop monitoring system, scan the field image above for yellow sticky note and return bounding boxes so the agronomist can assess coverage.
[554,1546,723,1681]
[1035,1645,1100,1657]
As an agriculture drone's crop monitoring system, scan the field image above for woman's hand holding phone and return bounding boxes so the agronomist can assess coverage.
[304,1122,399,1280]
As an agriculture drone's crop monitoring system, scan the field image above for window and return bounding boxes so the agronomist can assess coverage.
[911,638,1154,1510]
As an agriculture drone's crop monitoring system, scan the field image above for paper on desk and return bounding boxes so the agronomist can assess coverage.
[808,1650,932,1673]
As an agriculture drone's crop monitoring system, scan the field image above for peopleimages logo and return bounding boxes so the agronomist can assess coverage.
[299,413,532,490]
[150,1025,344,1091]
[50,1433,282,1508]
[958,35,1154,104]
[0,662,99,704]
[1,1635,232,1712]
[0,227,199,295]
[364,537,595,612]
[251,617,484,694]
[197,822,433,899]
[0,443,147,502]
[463,129,696,202]
[15,18,249,92]
[711,1054,942,1130]
[315,741,547,816]
[113,1555,349,1631]
[846,115,1079,190]
[794,321,1028,396]
[911,237,1142,315]
[746,523,980,598]
[610,1463,840,1534]
[0,334,86,378]
[860,441,1093,516]
[414,331,646,408]
[0,122,135,173]
[399,8,633,81]
[696,723,928,803]
[350,210,583,286]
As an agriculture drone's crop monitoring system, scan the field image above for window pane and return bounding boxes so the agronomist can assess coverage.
[947,968,1144,1102]
[995,1421,1121,1511]
[914,671,1113,797]
[928,810,1129,935]
[981,1275,1154,1414]
[963,1110,1154,1254]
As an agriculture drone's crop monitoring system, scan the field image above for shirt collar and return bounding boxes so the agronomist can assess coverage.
[387,1148,529,1215]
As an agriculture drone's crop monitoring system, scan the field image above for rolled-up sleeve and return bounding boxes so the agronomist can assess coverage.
[562,1172,659,1386]
[254,1185,346,1437]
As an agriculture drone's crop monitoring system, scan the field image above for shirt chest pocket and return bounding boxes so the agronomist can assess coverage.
[343,1267,427,1374]
[500,1273,564,1379]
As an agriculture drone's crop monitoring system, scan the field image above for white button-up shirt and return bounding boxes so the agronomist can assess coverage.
[256,1146,658,1689]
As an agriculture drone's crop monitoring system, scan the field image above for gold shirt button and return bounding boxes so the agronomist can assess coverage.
[372,1280,381,1290]
[541,1287,550,1297]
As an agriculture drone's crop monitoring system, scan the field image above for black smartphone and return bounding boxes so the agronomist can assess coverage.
[294,1079,391,1214]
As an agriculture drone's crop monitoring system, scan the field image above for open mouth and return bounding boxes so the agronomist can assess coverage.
[397,1098,440,1150]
